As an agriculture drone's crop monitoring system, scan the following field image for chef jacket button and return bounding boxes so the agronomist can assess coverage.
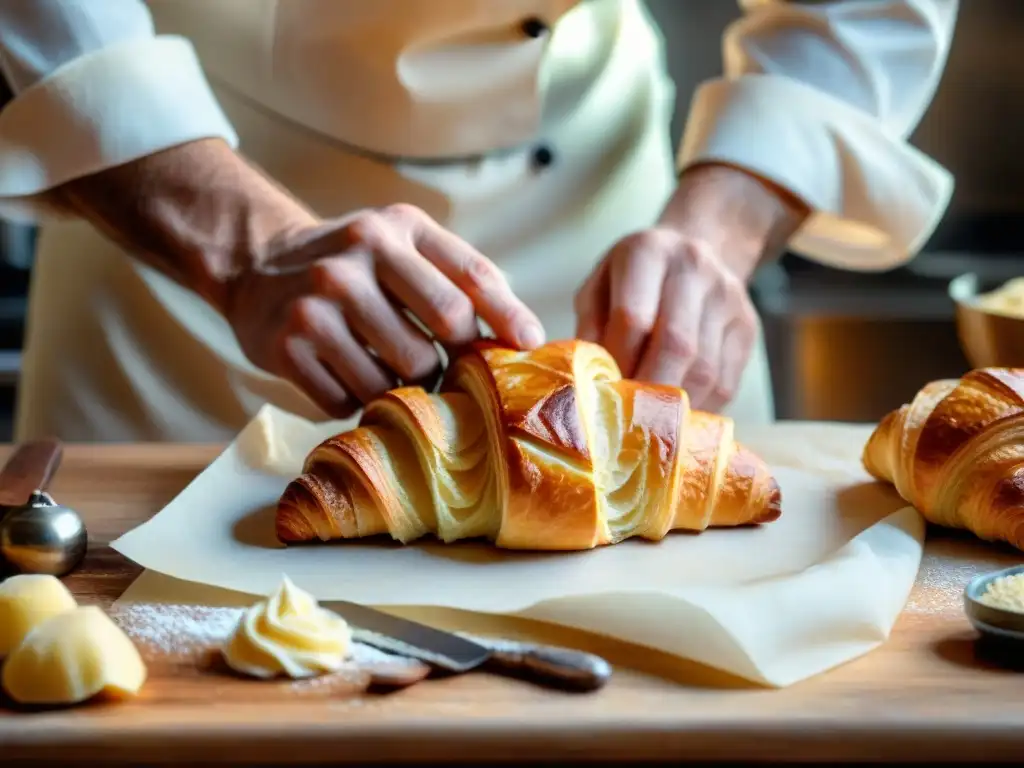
[520,16,549,38]
[532,145,555,170]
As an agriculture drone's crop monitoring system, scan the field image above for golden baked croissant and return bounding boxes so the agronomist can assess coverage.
[862,368,1024,550]
[276,340,782,551]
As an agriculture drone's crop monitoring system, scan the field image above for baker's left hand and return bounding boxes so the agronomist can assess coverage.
[574,163,810,413]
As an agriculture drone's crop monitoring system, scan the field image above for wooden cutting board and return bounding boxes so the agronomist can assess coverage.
[3,433,1024,765]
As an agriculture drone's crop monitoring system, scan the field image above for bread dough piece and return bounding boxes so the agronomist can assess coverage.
[222,575,352,679]
[0,574,78,658]
[2,605,148,705]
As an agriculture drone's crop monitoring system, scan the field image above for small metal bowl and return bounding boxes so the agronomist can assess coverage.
[964,564,1024,643]
[949,273,1024,369]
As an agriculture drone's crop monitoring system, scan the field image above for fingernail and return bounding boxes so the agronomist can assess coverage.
[520,323,545,349]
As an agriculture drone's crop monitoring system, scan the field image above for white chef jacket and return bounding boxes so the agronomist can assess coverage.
[0,0,956,443]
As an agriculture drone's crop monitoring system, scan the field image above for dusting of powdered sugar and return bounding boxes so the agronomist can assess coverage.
[111,603,245,660]
[348,642,425,667]
[110,603,426,677]
[904,545,1024,615]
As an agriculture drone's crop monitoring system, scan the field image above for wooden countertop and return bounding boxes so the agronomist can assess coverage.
[2,443,1024,765]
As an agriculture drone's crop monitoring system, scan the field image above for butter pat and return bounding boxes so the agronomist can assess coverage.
[2,605,148,705]
[222,575,352,679]
[0,574,78,658]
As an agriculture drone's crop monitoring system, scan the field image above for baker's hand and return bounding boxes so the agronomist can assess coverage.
[225,203,545,417]
[575,228,759,414]
[574,163,810,413]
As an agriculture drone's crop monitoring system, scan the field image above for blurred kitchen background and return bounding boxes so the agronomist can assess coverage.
[0,1,1018,438]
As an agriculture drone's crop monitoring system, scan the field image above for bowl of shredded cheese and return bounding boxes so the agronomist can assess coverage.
[950,274,1024,369]
[964,565,1024,641]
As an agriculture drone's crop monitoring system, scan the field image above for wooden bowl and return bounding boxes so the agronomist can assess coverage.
[949,273,1024,368]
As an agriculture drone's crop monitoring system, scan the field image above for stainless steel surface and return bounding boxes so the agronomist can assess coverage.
[0,490,88,577]
[755,255,1024,423]
[756,289,964,423]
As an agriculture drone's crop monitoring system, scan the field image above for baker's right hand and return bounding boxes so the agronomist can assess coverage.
[224,203,545,418]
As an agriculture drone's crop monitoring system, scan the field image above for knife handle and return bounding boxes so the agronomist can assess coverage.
[479,639,612,692]
[0,439,63,508]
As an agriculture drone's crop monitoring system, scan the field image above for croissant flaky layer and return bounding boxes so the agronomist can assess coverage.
[277,340,782,551]
[862,367,1024,551]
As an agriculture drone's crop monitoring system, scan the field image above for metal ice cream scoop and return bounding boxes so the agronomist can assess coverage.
[0,439,87,577]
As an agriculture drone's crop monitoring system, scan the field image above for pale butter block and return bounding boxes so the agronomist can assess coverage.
[0,574,78,658]
[222,575,352,680]
[2,605,148,706]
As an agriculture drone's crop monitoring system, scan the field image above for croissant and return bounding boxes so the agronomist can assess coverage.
[276,340,782,551]
[862,368,1024,551]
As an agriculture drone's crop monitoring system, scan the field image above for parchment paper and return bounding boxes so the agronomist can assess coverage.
[111,406,924,687]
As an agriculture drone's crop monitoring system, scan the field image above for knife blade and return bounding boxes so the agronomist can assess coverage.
[322,599,611,692]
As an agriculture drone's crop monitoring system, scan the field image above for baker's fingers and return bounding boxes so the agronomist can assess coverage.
[288,296,396,404]
[370,232,481,346]
[573,262,609,343]
[301,209,478,346]
[602,235,667,378]
[682,291,728,412]
[707,319,756,415]
[316,265,440,383]
[413,214,545,349]
[277,335,356,419]
[634,262,705,387]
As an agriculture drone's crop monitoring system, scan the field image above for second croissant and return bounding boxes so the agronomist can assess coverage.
[276,340,782,551]
[863,367,1024,551]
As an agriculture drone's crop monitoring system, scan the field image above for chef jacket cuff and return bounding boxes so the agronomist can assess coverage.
[679,74,954,272]
[0,35,239,224]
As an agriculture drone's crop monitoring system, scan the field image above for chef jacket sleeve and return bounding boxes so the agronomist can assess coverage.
[678,0,958,271]
[0,0,238,223]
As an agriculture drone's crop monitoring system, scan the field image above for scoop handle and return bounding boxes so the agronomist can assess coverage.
[0,438,64,508]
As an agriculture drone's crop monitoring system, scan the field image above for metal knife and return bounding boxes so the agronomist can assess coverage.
[322,600,611,692]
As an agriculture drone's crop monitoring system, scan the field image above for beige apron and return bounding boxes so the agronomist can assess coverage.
[15,0,774,443]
